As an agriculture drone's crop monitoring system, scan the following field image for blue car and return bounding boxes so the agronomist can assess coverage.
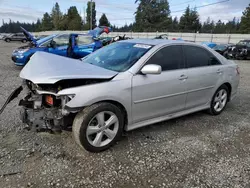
[201,42,217,48]
[12,26,111,66]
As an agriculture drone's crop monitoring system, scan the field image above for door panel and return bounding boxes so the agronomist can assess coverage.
[183,45,223,109]
[132,70,188,123]
[74,44,95,58]
[48,46,68,56]
[73,35,95,58]
[185,66,222,109]
[12,34,18,41]
[49,34,69,57]
[132,45,187,123]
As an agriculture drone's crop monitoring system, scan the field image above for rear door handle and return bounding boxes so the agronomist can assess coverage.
[179,75,188,80]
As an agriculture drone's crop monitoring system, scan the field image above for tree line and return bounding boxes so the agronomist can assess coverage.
[0,1,250,34]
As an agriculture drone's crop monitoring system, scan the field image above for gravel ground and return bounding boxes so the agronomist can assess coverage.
[0,41,250,188]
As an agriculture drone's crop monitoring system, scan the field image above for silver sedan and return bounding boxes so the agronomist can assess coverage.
[19,39,240,152]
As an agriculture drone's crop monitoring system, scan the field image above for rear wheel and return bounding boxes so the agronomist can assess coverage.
[208,85,229,115]
[72,103,124,152]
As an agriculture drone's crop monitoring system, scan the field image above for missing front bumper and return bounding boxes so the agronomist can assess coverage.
[20,107,64,133]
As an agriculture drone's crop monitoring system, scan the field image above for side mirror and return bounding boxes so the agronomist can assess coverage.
[141,64,162,75]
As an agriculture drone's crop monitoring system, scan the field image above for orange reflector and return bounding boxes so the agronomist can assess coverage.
[46,95,53,106]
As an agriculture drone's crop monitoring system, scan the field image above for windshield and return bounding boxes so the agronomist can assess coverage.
[37,34,57,45]
[237,40,250,47]
[213,45,227,51]
[82,42,152,72]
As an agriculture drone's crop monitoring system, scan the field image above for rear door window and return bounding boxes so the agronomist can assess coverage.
[183,45,221,68]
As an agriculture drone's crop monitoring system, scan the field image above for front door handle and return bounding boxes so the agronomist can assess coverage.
[217,69,223,74]
[179,75,188,80]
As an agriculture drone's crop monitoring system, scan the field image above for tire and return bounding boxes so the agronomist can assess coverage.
[5,38,10,42]
[22,39,27,43]
[208,85,229,115]
[72,102,124,152]
[223,51,229,59]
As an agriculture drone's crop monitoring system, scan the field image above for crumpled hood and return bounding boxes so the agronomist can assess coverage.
[20,52,118,84]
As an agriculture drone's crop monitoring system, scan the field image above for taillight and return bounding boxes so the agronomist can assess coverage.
[236,66,240,75]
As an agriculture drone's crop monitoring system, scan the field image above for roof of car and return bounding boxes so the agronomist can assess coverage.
[120,39,184,45]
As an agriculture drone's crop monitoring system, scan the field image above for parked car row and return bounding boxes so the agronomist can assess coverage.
[202,40,250,60]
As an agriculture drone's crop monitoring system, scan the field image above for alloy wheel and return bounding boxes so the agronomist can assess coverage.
[86,111,119,147]
[213,89,228,112]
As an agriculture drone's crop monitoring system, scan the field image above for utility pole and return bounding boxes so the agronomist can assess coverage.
[83,6,86,24]
[90,0,93,30]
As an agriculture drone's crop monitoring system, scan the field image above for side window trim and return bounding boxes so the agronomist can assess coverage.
[136,44,185,74]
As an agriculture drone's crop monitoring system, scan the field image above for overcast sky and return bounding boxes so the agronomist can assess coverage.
[0,0,249,26]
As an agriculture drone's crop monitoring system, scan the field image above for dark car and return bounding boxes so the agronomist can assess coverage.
[226,40,250,60]
[155,34,168,39]
[212,44,234,57]
[3,33,28,43]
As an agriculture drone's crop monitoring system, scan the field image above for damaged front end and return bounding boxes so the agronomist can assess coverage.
[19,78,108,133]
[19,80,76,133]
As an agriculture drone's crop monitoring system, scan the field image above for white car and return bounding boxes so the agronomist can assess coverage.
[6,39,240,152]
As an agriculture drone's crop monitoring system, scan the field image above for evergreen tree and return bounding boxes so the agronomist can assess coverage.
[41,12,53,31]
[86,1,97,29]
[214,20,225,33]
[171,16,179,31]
[225,17,237,33]
[240,4,250,33]
[51,2,63,30]
[58,15,68,30]
[35,19,42,32]
[201,17,215,33]
[99,14,110,27]
[179,6,201,32]
[134,0,171,32]
[67,6,83,30]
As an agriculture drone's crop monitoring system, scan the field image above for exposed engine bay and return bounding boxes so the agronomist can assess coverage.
[19,79,109,133]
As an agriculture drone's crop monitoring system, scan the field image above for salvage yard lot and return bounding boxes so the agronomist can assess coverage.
[0,41,250,188]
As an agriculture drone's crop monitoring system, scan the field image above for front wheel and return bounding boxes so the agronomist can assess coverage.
[22,39,27,43]
[208,85,229,115]
[5,38,10,42]
[223,51,229,59]
[72,103,124,152]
